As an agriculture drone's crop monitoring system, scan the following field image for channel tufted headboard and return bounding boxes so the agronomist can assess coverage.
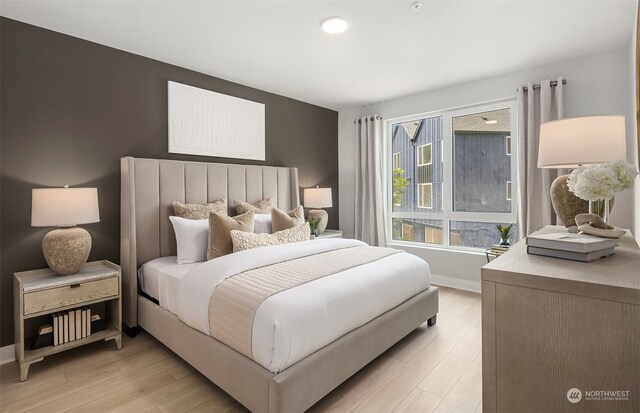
[120,156,300,328]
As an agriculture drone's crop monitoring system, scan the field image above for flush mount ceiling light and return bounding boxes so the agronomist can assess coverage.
[411,2,422,12]
[482,116,498,125]
[321,17,348,34]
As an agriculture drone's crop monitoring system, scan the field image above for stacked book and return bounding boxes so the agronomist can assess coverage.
[32,308,103,349]
[52,307,93,345]
[490,245,510,256]
[526,232,619,262]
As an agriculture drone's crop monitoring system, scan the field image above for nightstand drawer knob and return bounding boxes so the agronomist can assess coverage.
[70,284,81,289]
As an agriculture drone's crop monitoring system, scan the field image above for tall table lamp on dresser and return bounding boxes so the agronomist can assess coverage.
[538,115,626,226]
[31,186,100,275]
[304,186,332,234]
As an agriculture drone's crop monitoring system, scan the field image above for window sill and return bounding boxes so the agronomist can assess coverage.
[387,241,487,256]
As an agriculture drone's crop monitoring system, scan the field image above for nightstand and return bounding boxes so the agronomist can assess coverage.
[314,230,342,239]
[13,260,122,381]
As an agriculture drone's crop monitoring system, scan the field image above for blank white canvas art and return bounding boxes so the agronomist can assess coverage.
[168,81,265,160]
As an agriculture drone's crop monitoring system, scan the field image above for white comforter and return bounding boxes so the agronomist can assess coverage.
[176,238,430,373]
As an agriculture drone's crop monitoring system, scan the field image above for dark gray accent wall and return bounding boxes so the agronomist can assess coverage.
[0,18,339,347]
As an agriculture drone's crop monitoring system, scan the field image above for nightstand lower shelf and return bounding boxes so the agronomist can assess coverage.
[25,327,121,361]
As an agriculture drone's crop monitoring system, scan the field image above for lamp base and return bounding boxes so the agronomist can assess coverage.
[550,174,589,227]
[308,209,328,234]
[42,227,91,275]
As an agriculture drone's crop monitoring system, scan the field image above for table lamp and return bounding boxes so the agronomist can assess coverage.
[31,186,100,275]
[304,187,332,234]
[538,115,626,226]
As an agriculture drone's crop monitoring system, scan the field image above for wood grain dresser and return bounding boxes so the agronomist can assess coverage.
[481,225,639,413]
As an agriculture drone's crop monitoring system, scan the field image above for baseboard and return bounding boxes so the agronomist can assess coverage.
[430,274,481,294]
[0,344,15,365]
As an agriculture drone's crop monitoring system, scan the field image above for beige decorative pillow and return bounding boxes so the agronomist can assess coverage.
[207,211,255,259]
[231,222,310,252]
[235,198,275,215]
[271,206,305,232]
[173,199,227,220]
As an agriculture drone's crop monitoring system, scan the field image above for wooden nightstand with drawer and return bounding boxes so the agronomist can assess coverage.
[14,260,122,381]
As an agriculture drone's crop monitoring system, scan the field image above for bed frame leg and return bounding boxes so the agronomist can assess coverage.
[427,314,437,327]
[124,325,143,338]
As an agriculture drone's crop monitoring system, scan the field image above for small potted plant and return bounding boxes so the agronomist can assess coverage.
[496,224,513,247]
[308,217,321,238]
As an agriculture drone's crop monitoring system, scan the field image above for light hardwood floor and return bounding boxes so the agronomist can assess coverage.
[0,286,482,413]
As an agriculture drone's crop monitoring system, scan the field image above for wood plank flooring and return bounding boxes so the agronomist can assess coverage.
[0,286,482,413]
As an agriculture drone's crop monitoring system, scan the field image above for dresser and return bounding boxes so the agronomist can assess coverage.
[14,260,122,381]
[481,226,639,413]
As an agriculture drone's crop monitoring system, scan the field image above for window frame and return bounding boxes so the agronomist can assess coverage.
[385,98,518,251]
[416,143,432,167]
[393,152,401,170]
[401,222,414,241]
[417,183,433,209]
[506,181,512,201]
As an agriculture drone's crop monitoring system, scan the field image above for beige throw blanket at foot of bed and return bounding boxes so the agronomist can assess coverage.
[209,245,399,358]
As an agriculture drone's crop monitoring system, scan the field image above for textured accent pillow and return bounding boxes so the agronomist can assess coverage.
[271,206,305,232]
[168,216,208,263]
[173,199,227,220]
[231,222,310,252]
[207,211,255,259]
[234,198,275,215]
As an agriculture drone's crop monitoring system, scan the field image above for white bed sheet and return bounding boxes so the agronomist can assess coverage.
[176,239,431,373]
[138,256,200,314]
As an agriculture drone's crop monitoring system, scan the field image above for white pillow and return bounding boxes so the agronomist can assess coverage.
[254,214,272,234]
[169,216,209,264]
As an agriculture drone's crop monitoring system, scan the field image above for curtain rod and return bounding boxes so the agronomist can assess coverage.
[354,115,383,124]
[521,79,567,92]
[351,79,568,123]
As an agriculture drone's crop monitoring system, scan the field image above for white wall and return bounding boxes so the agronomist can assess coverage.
[339,48,637,291]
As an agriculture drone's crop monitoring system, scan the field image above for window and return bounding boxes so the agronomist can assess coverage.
[393,218,443,245]
[418,183,432,208]
[401,223,414,241]
[424,226,443,244]
[417,144,432,166]
[388,101,517,250]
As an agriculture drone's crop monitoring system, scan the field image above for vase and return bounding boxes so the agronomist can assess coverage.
[589,199,611,223]
[499,238,510,247]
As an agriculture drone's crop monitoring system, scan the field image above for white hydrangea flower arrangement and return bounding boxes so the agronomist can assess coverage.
[567,160,638,201]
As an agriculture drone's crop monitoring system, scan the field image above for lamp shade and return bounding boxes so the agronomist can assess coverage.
[304,187,332,208]
[538,115,626,168]
[32,187,100,227]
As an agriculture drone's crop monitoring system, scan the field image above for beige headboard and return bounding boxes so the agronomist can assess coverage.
[120,156,300,328]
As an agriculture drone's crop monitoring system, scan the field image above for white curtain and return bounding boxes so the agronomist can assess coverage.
[517,77,565,238]
[355,115,387,246]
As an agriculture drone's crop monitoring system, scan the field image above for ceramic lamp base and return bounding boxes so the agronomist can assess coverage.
[550,174,589,227]
[42,227,91,275]
[308,209,328,234]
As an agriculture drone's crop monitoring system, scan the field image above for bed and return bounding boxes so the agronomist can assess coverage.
[120,156,439,413]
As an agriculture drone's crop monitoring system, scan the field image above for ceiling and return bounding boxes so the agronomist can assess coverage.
[1,1,636,110]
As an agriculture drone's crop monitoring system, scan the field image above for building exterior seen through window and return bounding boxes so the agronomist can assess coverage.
[390,103,517,249]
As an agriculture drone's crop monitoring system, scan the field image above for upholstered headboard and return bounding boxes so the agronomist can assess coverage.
[120,156,300,328]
